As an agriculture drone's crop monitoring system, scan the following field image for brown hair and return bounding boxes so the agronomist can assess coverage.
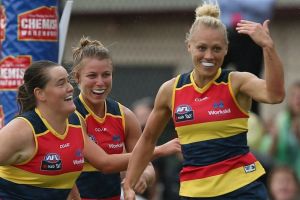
[72,36,111,78]
[17,60,58,114]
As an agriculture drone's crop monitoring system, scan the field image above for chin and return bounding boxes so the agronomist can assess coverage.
[65,105,76,114]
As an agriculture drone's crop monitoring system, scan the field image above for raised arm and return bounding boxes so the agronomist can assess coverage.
[0,118,35,166]
[123,79,175,200]
[233,20,285,104]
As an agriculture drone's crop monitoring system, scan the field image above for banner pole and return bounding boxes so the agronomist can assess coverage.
[58,0,73,64]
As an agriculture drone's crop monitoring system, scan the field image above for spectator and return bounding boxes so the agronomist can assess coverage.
[268,165,300,200]
[267,81,300,179]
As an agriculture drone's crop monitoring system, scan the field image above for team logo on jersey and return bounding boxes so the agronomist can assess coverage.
[213,101,224,109]
[112,134,121,142]
[88,134,98,144]
[75,149,83,157]
[41,153,62,171]
[175,104,194,122]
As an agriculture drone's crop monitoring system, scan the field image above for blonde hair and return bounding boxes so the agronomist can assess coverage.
[72,36,111,76]
[186,2,228,44]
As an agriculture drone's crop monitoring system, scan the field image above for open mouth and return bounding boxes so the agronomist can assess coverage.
[92,89,105,95]
[64,95,73,101]
[201,62,214,68]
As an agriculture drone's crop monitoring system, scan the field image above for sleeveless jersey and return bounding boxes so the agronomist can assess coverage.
[0,108,85,200]
[75,94,126,200]
[172,69,265,197]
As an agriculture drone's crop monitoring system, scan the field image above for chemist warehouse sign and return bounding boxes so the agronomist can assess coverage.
[18,6,58,41]
[0,56,31,90]
[0,0,59,125]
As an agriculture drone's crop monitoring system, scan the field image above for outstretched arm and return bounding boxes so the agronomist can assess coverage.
[82,114,180,174]
[123,79,175,200]
[234,20,285,104]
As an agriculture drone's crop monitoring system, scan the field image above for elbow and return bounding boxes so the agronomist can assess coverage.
[100,160,124,174]
[269,90,285,104]
[101,165,115,174]
[98,160,118,173]
[90,158,115,174]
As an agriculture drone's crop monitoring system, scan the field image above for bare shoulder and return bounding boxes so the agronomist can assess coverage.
[0,117,35,165]
[1,117,33,138]
[158,78,176,95]
[230,71,258,92]
[155,78,177,110]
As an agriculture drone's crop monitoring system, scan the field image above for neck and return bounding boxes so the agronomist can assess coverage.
[37,106,68,135]
[81,95,106,117]
[192,70,215,88]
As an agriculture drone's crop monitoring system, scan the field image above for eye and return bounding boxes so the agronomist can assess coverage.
[102,72,112,78]
[213,46,222,53]
[197,45,206,52]
[87,73,97,79]
[57,79,66,87]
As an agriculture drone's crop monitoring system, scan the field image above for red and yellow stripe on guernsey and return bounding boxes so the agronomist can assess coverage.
[0,166,80,189]
[179,153,265,197]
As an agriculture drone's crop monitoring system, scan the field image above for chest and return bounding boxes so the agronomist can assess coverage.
[22,127,84,175]
[173,84,243,124]
[85,115,125,154]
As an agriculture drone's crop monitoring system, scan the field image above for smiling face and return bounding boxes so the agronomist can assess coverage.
[187,24,228,78]
[36,66,75,115]
[76,58,113,108]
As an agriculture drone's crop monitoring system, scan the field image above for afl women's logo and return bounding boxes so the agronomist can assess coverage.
[175,104,194,122]
[41,153,62,171]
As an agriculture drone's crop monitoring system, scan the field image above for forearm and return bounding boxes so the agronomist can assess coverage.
[84,137,131,173]
[263,45,285,102]
[124,136,155,190]
[101,153,131,173]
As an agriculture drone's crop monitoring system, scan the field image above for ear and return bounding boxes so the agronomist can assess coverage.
[187,42,191,53]
[73,71,80,84]
[224,43,228,56]
[34,88,46,102]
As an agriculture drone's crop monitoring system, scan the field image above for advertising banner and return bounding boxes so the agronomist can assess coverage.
[0,0,59,125]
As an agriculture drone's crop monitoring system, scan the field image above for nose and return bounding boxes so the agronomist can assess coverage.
[204,49,213,60]
[96,77,104,86]
[67,82,74,92]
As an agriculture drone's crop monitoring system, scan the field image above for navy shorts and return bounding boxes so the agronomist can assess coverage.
[180,181,268,200]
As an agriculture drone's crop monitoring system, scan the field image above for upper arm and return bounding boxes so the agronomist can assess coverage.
[231,71,271,103]
[0,118,35,165]
[123,106,142,152]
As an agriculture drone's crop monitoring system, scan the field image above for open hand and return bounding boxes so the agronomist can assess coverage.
[236,20,274,48]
